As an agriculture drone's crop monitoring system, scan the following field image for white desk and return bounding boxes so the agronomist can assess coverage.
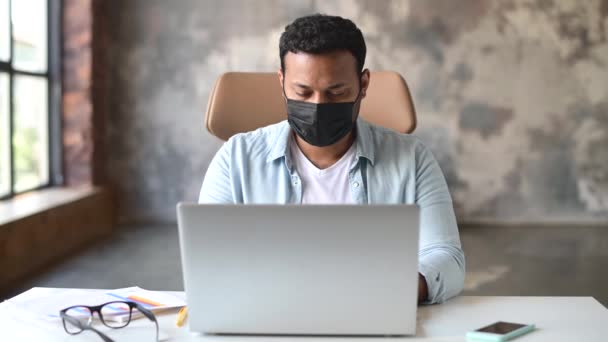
[1,288,607,341]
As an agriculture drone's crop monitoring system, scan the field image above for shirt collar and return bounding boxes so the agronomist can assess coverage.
[354,118,375,166]
[266,121,292,163]
[265,118,375,166]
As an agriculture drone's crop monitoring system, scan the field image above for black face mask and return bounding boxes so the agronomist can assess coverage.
[283,80,362,147]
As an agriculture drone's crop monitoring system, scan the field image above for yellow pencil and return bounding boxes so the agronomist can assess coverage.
[176,306,188,327]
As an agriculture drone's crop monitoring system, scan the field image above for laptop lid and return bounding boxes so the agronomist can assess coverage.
[177,204,420,336]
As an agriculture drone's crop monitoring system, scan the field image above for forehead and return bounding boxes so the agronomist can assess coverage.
[283,51,359,85]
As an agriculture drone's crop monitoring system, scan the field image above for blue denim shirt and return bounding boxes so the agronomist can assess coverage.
[199,119,465,304]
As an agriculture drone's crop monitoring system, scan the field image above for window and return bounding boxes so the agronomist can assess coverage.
[0,0,60,199]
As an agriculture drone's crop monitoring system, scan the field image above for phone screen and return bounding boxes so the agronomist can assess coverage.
[476,321,527,335]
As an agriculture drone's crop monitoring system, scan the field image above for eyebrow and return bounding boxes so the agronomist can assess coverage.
[293,82,348,90]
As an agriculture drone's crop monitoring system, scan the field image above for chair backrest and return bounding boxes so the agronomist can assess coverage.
[205,71,416,141]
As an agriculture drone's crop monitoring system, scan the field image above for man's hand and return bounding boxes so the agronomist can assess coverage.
[418,273,429,304]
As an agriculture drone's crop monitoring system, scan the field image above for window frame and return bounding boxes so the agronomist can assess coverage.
[0,0,62,200]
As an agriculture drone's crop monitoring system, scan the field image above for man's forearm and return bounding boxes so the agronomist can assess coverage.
[418,273,428,303]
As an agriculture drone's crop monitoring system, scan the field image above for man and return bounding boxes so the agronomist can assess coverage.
[199,14,465,304]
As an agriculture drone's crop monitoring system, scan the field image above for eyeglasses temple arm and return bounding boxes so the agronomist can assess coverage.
[88,325,115,342]
[134,303,159,342]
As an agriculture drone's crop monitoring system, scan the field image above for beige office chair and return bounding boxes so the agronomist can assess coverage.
[205,71,416,141]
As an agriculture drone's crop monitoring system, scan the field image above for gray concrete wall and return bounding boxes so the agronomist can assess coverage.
[104,0,608,224]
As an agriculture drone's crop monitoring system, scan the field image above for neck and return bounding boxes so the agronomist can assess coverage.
[294,130,356,169]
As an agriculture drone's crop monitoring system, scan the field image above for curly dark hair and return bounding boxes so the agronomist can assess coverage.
[279,14,366,73]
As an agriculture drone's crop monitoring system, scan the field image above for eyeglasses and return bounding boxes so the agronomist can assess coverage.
[59,301,159,342]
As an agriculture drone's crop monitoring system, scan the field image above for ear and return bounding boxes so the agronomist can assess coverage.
[360,68,370,99]
[277,69,284,91]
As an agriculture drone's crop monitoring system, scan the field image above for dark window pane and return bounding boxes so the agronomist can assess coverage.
[0,72,9,196]
[12,0,47,72]
[13,74,48,192]
[0,0,8,61]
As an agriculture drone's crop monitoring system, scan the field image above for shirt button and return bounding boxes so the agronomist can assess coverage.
[352,181,360,188]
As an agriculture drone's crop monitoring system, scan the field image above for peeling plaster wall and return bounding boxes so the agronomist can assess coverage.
[104,0,608,224]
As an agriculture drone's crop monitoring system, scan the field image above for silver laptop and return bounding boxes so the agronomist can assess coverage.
[177,204,420,336]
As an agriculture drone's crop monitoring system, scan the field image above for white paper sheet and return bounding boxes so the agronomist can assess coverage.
[7,286,185,323]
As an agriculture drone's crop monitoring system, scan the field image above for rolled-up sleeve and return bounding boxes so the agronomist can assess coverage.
[414,140,466,304]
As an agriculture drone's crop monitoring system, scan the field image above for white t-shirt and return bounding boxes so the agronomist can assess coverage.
[289,135,357,204]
